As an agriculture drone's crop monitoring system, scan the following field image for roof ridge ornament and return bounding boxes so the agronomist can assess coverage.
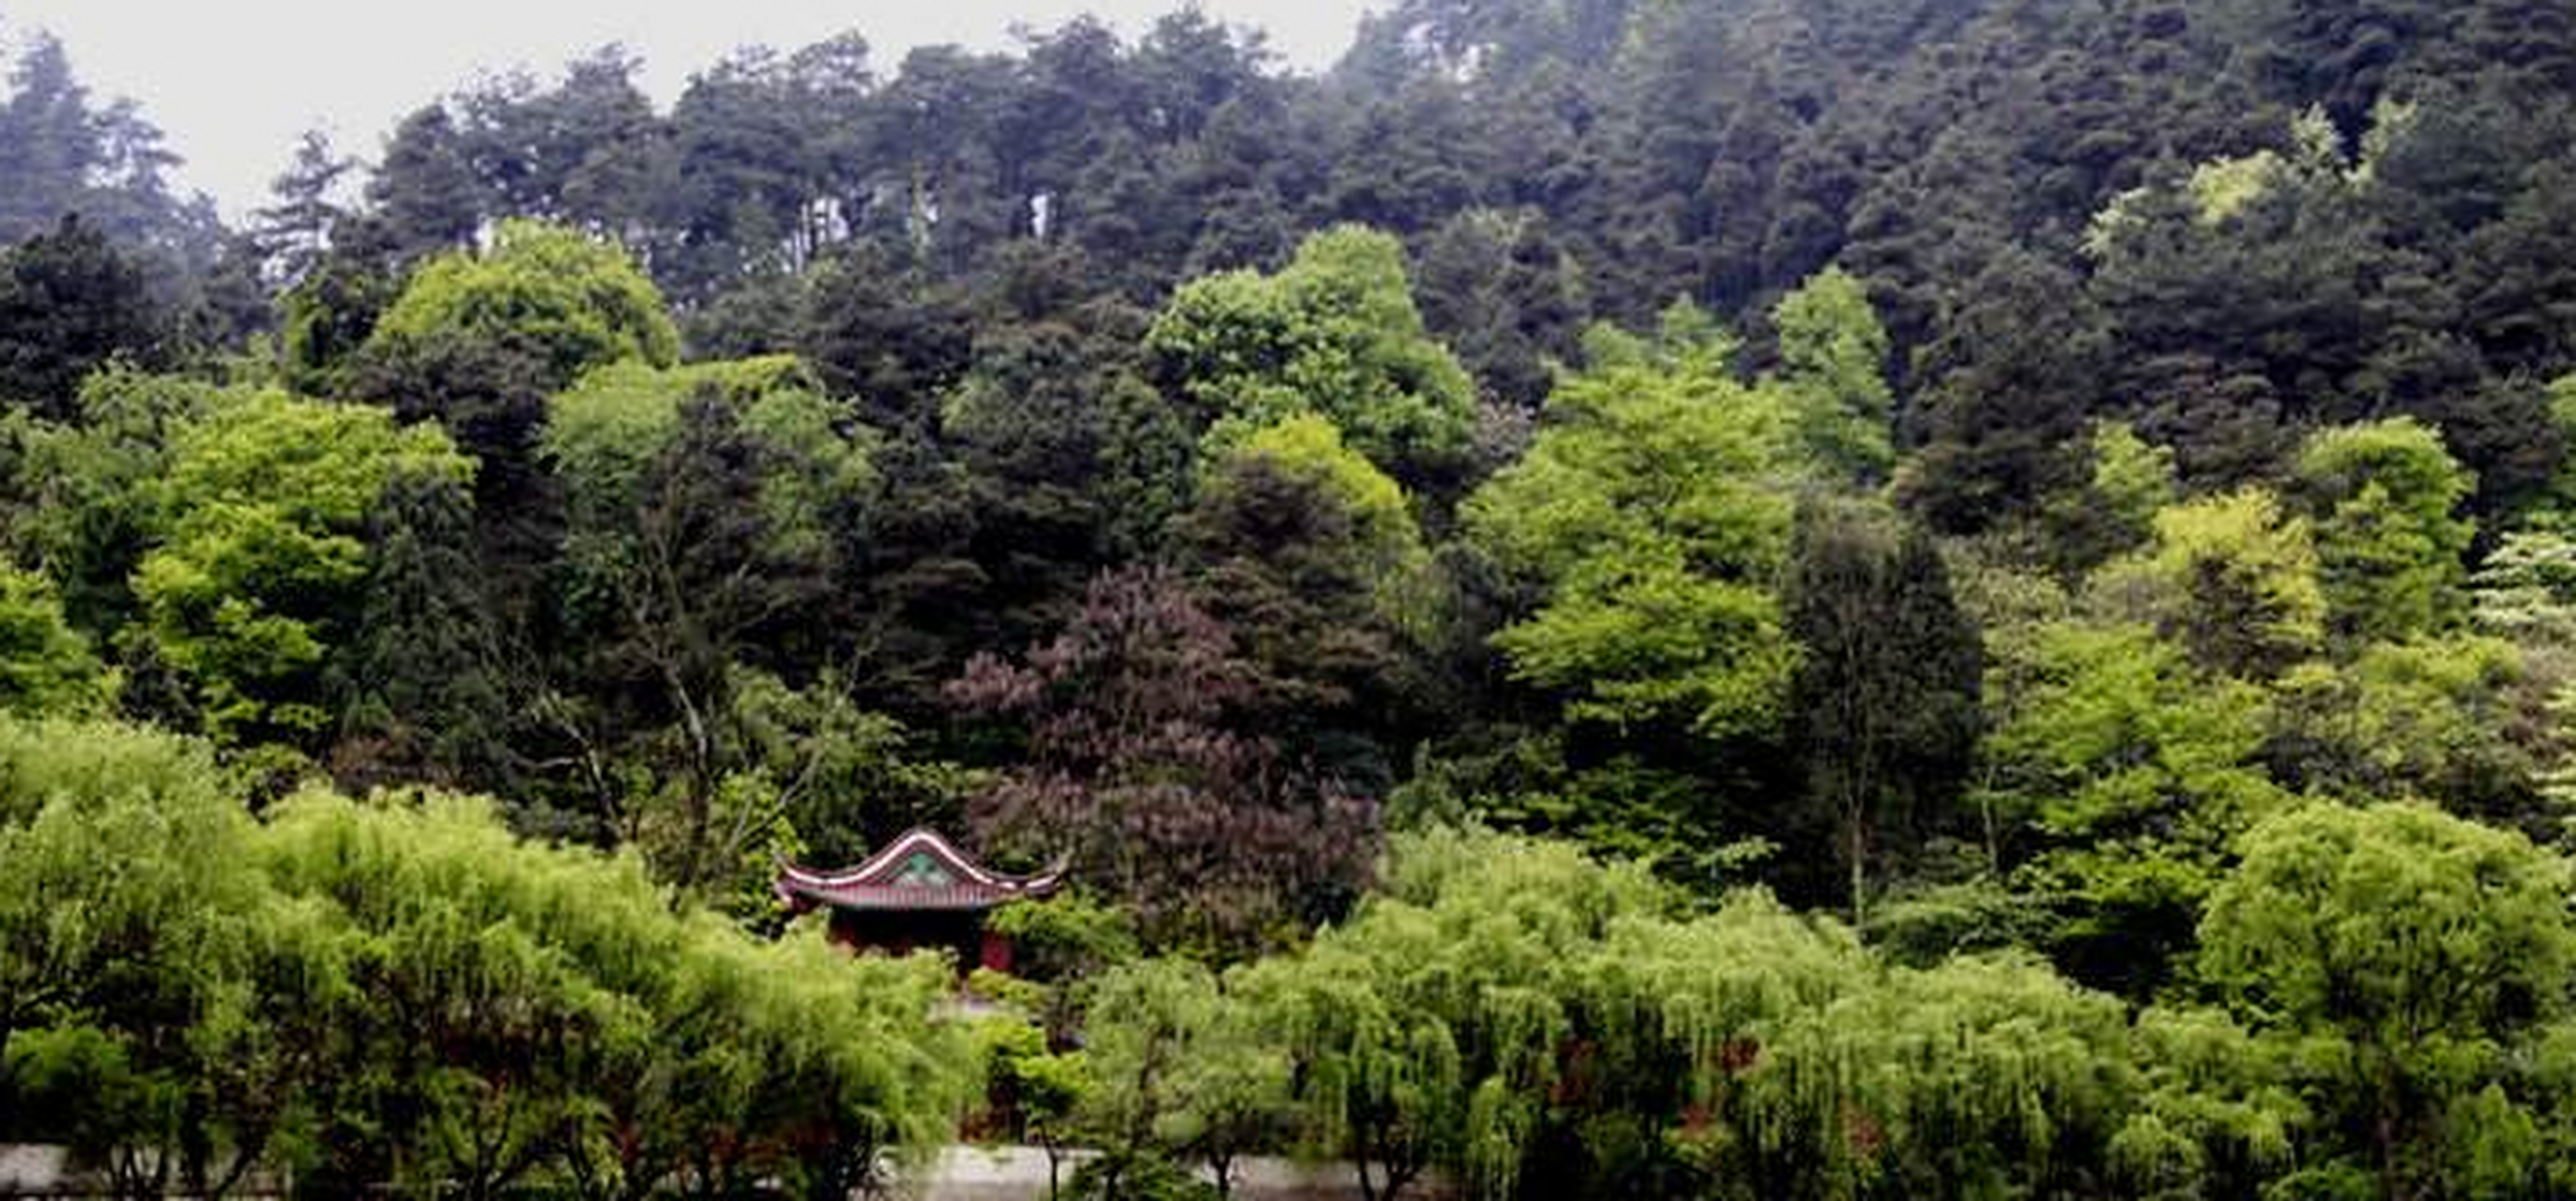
[775,827,1066,914]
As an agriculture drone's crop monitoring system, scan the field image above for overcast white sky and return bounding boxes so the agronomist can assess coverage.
[0,1,1379,219]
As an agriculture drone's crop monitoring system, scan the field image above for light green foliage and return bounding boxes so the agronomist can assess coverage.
[0,368,230,632]
[1079,960,1291,1198]
[257,790,658,1194]
[133,388,472,746]
[724,665,974,863]
[2189,151,2287,223]
[2087,488,2325,679]
[1768,266,1895,483]
[0,717,328,1195]
[2084,151,2286,259]
[2268,635,2531,812]
[2045,422,2181,570]
[1149,225,1476,485]
[2472,526,2576,645]
[991,893,1145,982]
[2089,424,2180,524]
[976,1018,1107,1201]
[1210,413,1440,632]
[2295,418,2477,642]
[1232,829,1697,1198]
[1977,621,2286,994]
[2,1025,177,1182]
[256,789,969,1199]
[0,718,252,1034]
[2,713,970,1197]
[0,566,106,716]
[364,219,679,388]
[2199,802,2576,1194]
[1223,413,1423,574]
[986,892,1143,1041]
[1778,952,2138,1198]
[1391,735,1776,889]
[587,908,973,1201]
[545,356,876,570]
[2109,1007,2302,1197]
[1225,828,2147,1200]
[634,666,953,916]
[1466,321,1799,739]
[541,361,886,899]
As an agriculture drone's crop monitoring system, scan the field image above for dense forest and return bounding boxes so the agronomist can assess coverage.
[10,0,2576,1196]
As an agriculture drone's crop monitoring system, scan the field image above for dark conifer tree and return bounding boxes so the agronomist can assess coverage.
[0,215,162,416]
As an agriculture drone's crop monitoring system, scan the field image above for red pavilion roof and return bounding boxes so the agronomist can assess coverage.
[776,828,1065,914]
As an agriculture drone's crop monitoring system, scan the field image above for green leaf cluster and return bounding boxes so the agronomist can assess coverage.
[365,219,680,390]
[1151,225,1476,487]
[1466,322,1798,739]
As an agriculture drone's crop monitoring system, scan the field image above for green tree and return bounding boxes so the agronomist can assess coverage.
[1465,312,1798,740]
[1978,621,2288,996]
[1225,826,2150,1200]
[0,368,225,637]
[0,33,212,257]
[980,1020,1094,1201]
[541,359,876,894]
[1149,225,1477,491]
[2042,422,2181,574]
[1902,250,2113,534]
[2109,1006,2304,1200]
[723,664,971,871]
[1411,207,1590,408]
[2086,488,2327,680]
[132,388,473,753]
[2265,635,2535,822]
[1077,959,1291,1200]
[250,129,353,288]
[0,565,107,716]
[2295,418,2477,643]
[1769,266,1896,483]
[361,219,678,395]
[0,716,330,1197]
[329,469,515,794]
[2199,802,2576,1197]
[0,214,163,418]
[277,246,401,400]
[1181,413,1442,790]
[1785,499,1982,921]
[368,106,487,259]
[546,357,873,564]
[2471,525,2576,646]
[255,787,968,1200]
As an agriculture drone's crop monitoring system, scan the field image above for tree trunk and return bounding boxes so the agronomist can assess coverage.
[1846,801,1869,927]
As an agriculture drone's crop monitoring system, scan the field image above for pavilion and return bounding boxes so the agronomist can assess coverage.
[774,828,1065,973]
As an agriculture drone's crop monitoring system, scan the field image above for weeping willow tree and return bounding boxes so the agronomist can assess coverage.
[1223,829,2163,1201]
[255,791,973,1201]
[1236,929,1470,1201]
[1568,892,1873,1197]
[0,717,326,1200]
[1,714,971,1199]
[1766,956,2137,1199]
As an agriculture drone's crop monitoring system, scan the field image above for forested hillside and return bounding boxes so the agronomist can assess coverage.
[10,0,2576,1196]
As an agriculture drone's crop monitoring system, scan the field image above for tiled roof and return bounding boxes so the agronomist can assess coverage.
[776,828,1064,914]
